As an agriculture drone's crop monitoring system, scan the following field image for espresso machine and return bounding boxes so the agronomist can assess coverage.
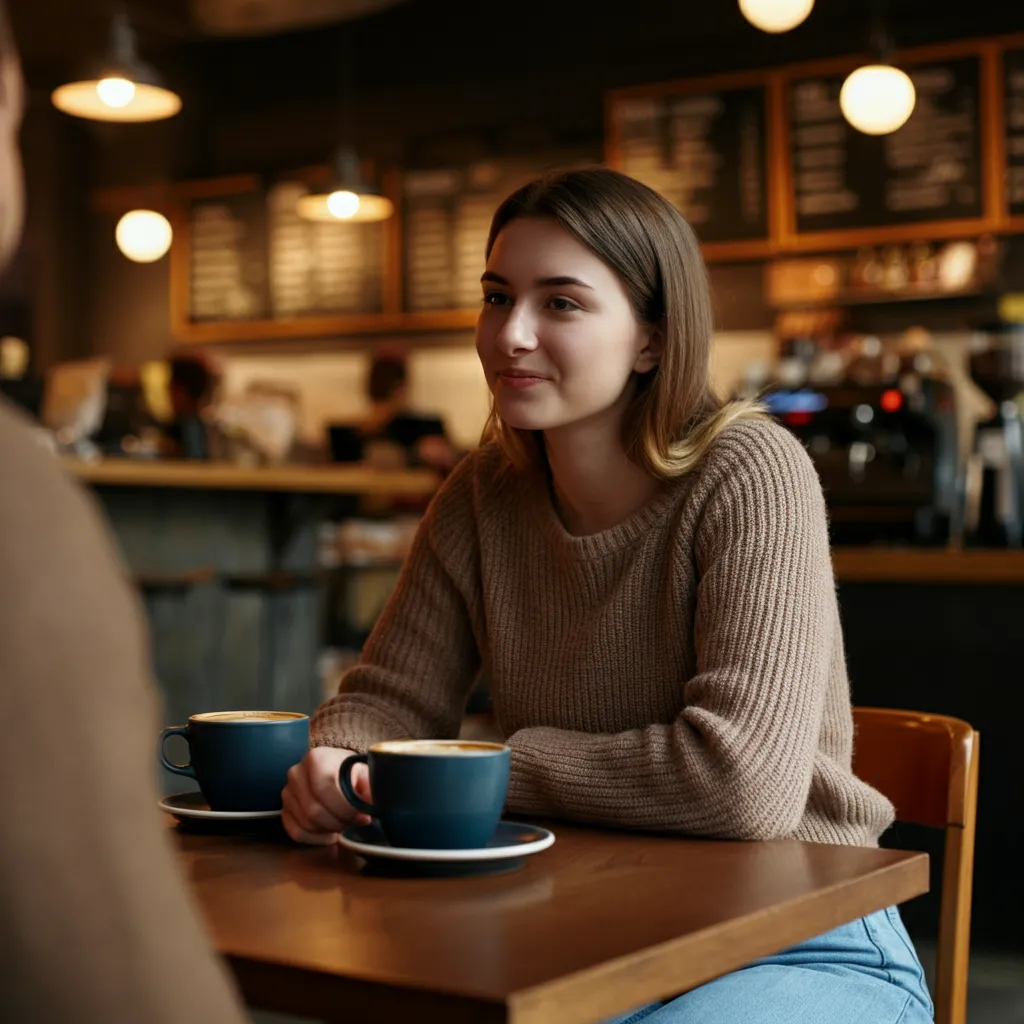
[963,324,1024,547]
[757,338,959,545]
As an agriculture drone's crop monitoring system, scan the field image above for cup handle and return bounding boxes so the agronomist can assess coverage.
[338,753,374,816]
[159,727,196,779]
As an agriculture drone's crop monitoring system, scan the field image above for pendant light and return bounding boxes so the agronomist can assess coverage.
[297,23,393,224]
[738,0,814,33]
[116,210,173,263]
[296,147,394,223]
[840,13,916,136]
[52,9,182,123]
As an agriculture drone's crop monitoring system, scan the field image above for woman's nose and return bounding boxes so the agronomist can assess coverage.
[495,305,538,356]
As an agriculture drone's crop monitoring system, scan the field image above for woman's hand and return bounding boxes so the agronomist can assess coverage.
[281,747,372,845]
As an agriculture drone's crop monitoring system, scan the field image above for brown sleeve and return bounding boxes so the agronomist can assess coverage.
[311,456,482,751]
[0,403,246,1024]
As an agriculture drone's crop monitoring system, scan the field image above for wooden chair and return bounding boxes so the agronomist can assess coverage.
[852,708,980,1024]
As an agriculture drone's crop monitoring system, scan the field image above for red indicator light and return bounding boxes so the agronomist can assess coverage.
[880,389,903,413]
[784,412,814,426]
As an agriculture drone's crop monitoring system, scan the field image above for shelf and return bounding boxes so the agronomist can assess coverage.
[831,547,1024,584]
[772,285,990,311]
[66,459,440,497]
[172,309,480,345]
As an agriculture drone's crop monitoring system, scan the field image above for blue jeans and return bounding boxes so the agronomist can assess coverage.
[605,906,934,1024]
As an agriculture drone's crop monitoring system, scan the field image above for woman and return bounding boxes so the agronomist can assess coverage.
[283,168,933,1023]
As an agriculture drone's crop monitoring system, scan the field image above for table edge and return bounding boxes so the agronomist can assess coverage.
[506,849,930,1024]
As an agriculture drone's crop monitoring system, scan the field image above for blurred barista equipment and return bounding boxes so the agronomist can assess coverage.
[739,328,959,547]
[752,243,1009,546]
[963,322,1024,547]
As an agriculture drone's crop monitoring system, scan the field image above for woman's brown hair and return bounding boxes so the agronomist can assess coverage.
[480,167,763,478]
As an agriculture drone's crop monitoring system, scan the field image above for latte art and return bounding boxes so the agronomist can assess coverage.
[192,711,307,723]
[372,740,506,756]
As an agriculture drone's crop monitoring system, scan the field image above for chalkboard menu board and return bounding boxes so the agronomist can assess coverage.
[267,182,383,316]
[188,191,269,322]
[186,180,384,324]
[610,85,769,245]
[1006,49,1024,217]
[789,57,983,235]
[402,156,594,312]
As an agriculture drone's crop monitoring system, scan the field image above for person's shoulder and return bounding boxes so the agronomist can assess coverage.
[0,399,113,552]
[0,399,142,650]
[700,415,818,493]
[0,399,75,511]
[687,415,826,530]
[429,442,511,509]
[423,441,511,544]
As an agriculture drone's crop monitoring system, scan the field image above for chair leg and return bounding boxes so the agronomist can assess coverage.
[933,733,980,1024]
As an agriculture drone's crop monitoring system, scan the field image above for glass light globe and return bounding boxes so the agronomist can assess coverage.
[840,64,917,135]
[115,210,173,263]
[738,0,814,33]
[96,77,136,108]
[326,190,361,219]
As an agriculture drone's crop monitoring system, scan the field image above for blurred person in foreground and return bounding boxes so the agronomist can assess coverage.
[0,8,246,1022]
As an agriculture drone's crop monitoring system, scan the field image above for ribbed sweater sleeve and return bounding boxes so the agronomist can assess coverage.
[505,427,836,840]
[311,461,482,751]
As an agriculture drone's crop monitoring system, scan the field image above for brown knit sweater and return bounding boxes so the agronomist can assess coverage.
[312,419,894,847]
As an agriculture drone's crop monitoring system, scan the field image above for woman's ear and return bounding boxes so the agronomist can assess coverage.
[633,322,665,374]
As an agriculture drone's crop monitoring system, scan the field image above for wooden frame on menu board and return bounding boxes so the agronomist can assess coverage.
[166,171,476,344]
[606,35,1024,260]
[605,69,783,263]
[778,38,1002,252]
[1000,32,1024,235]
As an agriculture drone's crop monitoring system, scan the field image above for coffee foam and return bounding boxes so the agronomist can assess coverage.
[191,711,307,723]
[372,739,506,756]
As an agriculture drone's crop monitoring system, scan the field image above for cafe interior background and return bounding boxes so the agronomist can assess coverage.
[5,0,1024,1019]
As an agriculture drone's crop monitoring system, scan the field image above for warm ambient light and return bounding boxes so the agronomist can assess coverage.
[738,0,814,33]
[51,12,182,123]
[295,146,395,224]
[327,190,361,219]
[115,210,173,263]
[52,79,181,122]
[95,76,136,108]
[295,190,394,223]
[840,64,916,135]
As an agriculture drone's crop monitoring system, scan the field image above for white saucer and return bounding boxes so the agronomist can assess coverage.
[159,791,282,821]
[338,821,555,863]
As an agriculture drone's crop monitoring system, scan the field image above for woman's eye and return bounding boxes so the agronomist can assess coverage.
[482,292,511,307]
[547,296,580,312]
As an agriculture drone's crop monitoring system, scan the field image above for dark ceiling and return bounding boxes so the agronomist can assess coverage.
[11,0,1024,90]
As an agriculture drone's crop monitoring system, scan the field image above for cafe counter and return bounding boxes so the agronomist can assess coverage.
[68,457,437,741]
[64,457,438,496]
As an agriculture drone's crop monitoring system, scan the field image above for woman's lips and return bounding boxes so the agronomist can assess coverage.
[498,372,548,390]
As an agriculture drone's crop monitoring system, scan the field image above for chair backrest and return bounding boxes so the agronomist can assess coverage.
[852,707,980,1024]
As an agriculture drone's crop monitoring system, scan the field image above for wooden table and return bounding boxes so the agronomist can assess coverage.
[173,821,928,1024]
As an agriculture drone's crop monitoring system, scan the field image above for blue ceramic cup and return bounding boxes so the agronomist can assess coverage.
[339,739,510,849]
[159,711,309,812]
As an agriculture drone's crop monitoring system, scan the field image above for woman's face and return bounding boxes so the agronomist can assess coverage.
[475,217,660,434]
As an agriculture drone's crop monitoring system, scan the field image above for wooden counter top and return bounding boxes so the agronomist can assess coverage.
[65,458,440,497]
[831,547,1024,584]
[65,460,1024,581]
